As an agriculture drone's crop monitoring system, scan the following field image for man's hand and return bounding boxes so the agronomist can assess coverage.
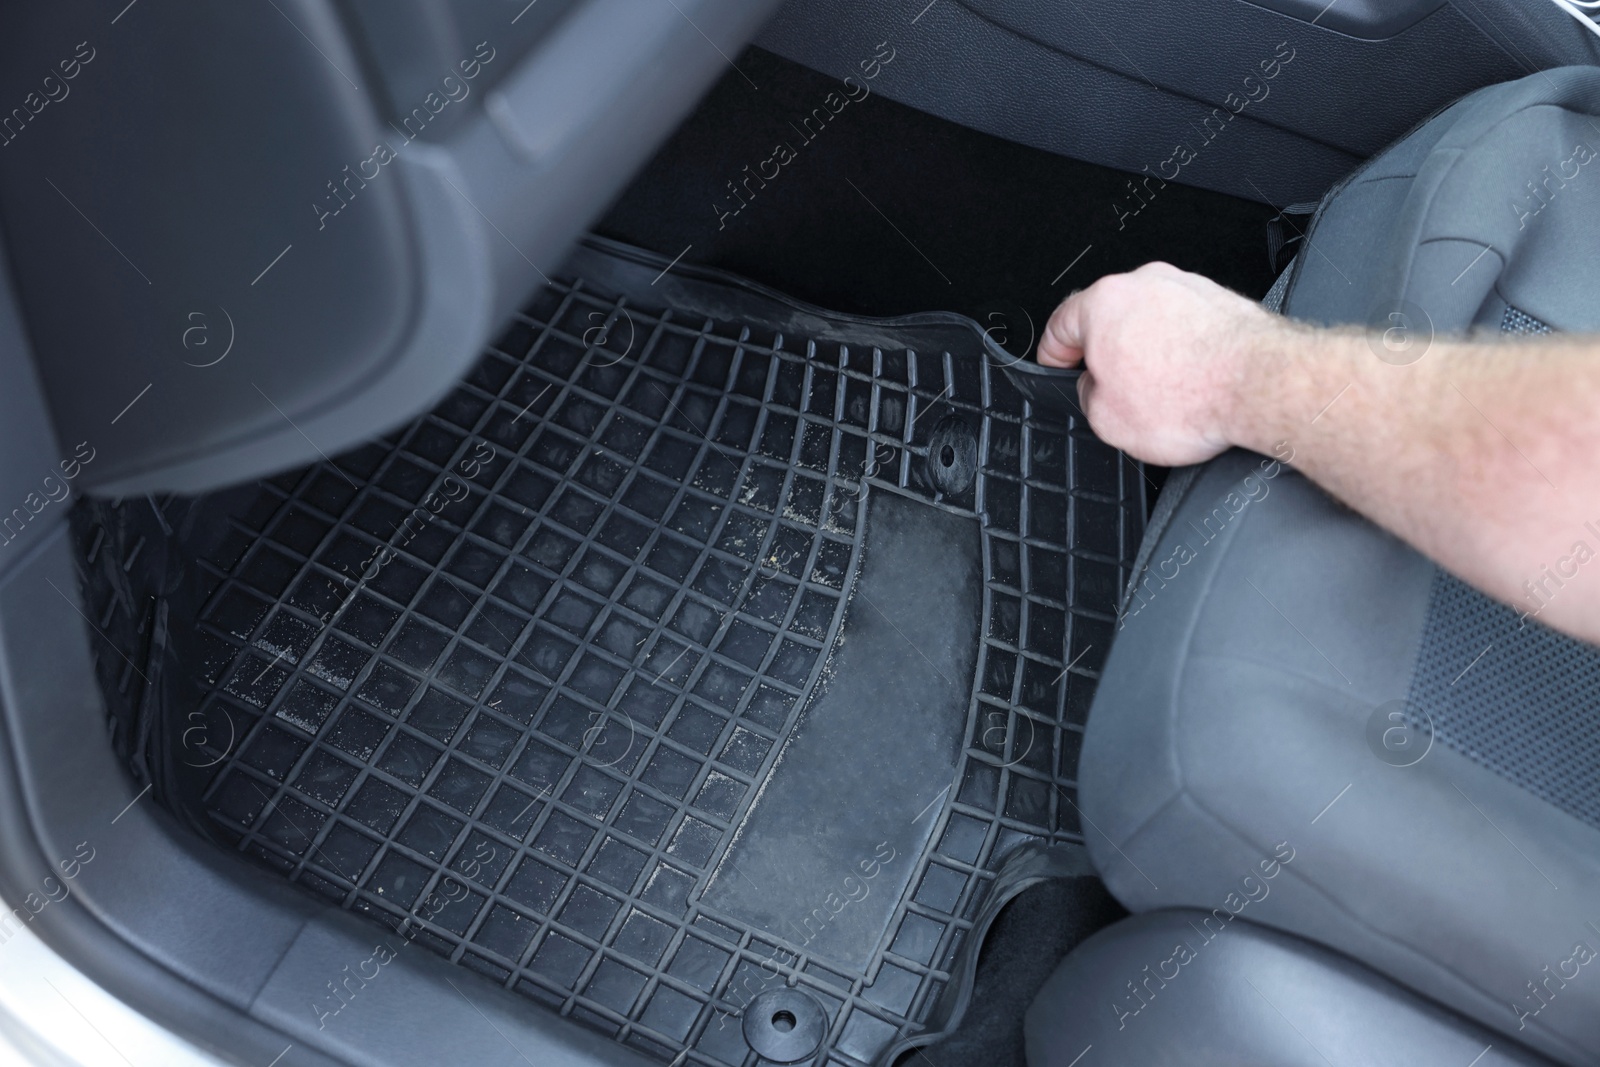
[1036,260,1600,645]
[1036,262,1289,467]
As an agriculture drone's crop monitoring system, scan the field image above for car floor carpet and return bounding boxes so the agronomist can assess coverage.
[597,46,1283,353]
[908,874,1126,1067]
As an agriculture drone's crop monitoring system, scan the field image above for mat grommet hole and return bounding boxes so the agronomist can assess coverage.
[926,415,978,495]
[744,988,826,1062]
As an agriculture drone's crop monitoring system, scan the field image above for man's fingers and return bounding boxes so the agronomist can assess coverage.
[1038,289,1088,368]
[1078,372,1132,455]
[1076,370,1097,422]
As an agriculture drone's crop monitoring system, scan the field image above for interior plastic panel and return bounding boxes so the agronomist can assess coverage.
[0,0,783,497]
[0,245,65,570]
[0,1,418,494]
[337,0,589,132]
[757,0,1600,205]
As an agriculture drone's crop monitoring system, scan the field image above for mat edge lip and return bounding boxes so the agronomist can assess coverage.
[875,840,1097,1067]
[575,233,1081,384]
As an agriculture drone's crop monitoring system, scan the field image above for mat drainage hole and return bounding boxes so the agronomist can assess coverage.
[940,444,955,467]
[771,1010,797,1033]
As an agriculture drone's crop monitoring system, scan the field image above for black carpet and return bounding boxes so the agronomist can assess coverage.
[907,877,1126,1067]
[597,47,1281,357]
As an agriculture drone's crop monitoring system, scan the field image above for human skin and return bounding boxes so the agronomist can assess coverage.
[1036,261,1600,644]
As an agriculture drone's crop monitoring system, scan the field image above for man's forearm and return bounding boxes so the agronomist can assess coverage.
[1229,325,1600,641]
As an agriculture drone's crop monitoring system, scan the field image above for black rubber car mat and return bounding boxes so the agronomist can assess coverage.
[111,237,1144,1067]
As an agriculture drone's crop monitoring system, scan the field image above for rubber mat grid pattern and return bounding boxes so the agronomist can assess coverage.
[162,273,1140,1066]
